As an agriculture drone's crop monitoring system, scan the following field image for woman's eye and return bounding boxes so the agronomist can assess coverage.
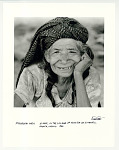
[53,51,60,54]
[67,48,78,54]
[69,51,77,53]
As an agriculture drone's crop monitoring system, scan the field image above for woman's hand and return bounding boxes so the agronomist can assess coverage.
[74,53,93,76]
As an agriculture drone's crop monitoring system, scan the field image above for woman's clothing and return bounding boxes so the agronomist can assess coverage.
[15,64,102,107]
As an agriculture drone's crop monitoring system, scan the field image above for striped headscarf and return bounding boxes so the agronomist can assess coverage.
[16,17,89,86]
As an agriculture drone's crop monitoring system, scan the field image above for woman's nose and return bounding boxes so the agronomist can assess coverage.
[60,53,69,63]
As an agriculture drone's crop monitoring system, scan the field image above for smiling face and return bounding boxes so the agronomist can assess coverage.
[45,38,82,78]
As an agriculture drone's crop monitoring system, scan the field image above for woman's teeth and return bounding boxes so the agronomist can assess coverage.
[58,66,72,70]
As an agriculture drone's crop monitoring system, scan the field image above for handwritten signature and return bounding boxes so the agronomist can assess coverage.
[91,116,105,120]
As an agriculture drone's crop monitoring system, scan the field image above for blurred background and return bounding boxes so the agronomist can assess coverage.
[14,17,104,106]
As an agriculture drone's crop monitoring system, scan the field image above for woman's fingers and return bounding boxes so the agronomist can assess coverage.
[83,53,93,64]
[82,53,91,60]
[74,53,93,74]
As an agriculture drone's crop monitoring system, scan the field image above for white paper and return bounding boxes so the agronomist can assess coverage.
[2,2,115,147]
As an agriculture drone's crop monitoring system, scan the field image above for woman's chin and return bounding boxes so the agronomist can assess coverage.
[55,72,73,78]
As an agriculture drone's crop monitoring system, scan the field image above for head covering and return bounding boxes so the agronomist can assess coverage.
[36,17,88,50]
[16,17,89,86]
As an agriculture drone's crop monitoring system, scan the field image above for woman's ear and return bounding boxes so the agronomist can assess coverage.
[44,51,50,63]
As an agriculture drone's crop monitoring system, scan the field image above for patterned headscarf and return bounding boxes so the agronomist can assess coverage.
[16,17,89,86]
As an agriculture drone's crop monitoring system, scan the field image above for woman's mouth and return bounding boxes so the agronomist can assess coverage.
[57,66,72,70]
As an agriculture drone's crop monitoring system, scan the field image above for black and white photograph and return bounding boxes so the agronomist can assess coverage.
[14,17,104,108]
[2,2,115,148]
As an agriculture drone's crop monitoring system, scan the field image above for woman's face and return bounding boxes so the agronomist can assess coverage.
[45,38,82,77]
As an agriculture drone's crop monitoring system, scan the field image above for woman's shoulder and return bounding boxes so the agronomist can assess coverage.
[23,63,44,78]
[15,64,46,104]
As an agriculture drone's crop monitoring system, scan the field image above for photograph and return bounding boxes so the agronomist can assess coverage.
[14,17,104,108]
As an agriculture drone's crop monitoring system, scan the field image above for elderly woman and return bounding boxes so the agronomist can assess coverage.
[14,17,102,107]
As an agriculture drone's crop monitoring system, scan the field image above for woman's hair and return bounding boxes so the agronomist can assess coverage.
[16,17,94,107]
